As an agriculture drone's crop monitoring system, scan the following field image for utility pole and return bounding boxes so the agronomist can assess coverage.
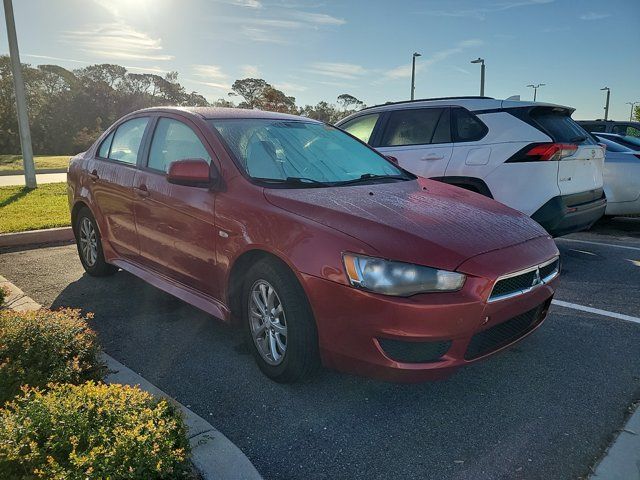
[625,101,638,122]
[410,52,421,100]
[527,83,545,102]
[601,87,610,121]
[3,0,36,188]
[470,58,485,96]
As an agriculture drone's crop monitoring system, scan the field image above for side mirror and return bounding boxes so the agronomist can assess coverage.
[167,158,212,187]
[385,155,399,164]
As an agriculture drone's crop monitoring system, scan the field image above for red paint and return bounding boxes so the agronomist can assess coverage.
[68,107,560,382]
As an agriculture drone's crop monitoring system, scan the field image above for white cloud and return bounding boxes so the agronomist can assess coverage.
[240,26,289,44]
[421,0,553,20]
[188,79,232,90]
[579,12,611,21]
[274,81,307,93]
[215,0,263,8]
[291,12,346,25]
[384,39,483,79]
[61,23,174,61]
[192,64,229,80]
[308,62,367,80]
[25,54,90,64]
[240,65,261,77]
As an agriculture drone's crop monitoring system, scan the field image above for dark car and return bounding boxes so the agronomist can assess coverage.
[67,107,559,383]
[578,120,640,137]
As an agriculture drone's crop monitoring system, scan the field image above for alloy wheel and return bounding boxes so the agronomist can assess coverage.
[248,279,288,365]
[79,217,98,267]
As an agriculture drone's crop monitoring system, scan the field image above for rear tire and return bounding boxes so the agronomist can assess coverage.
[75,207,118,277]
[242,259,320,382]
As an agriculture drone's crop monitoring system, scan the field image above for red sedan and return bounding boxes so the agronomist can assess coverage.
[67,107,559,383]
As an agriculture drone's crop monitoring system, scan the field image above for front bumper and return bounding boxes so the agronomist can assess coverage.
[532,189,606,237]
[303,236,559,383]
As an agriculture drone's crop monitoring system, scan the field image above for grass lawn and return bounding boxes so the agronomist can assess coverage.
[0,182,70,233]
[0,155,71,173]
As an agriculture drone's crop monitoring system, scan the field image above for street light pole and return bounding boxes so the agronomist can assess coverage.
[410,52,421,100]
[470,58,485,96]
[526,83,545,102]
[625,101,637,122]
[3,0,36,188]
[601,87,611,121]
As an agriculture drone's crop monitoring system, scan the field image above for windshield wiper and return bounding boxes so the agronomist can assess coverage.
[335,173,409,186]
[569,135,587,143]
[254,176,332,188]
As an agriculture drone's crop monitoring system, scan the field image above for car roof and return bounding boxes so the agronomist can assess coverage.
[339,97,571,121]
[132,106,320,122]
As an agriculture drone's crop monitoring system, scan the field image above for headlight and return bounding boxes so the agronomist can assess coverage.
[343,253,465,296]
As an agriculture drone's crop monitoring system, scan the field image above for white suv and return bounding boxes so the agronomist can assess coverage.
[336,97,606,236]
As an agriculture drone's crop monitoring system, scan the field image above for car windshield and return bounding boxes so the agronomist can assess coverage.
[209,119,410,186]
[596,136,634,153]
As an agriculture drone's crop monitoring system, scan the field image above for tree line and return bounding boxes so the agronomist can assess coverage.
[0,56,366,155]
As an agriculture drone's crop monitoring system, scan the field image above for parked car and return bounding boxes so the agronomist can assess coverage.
[68,107,560,383]
[336,97,606,237]
[594,135,640,217]
[595,132,640,151]
[578,119,640,137]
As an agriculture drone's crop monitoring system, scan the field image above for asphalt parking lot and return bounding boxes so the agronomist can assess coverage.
[1,218,639,480]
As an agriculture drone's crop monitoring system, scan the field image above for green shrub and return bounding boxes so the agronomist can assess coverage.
[0,382,191,479]
[0,309,105,404]
[0,286,7,306]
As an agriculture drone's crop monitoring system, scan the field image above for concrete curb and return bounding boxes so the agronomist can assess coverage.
[590,402,640,480]
[0,275,262,480]
[0,227,74,248]
[0,168,67,176]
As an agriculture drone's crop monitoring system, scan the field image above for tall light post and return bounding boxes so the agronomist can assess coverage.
[625,101,638,122]
[526,83,545,102]
[410,52,421,101]
[3,0,36,188]
[470,58,485,96]
[601,87,611,120]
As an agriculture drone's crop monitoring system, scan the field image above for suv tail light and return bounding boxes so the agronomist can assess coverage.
[507,143,578,163]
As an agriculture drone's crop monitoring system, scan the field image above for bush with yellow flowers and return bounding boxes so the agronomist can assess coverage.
[0,309,106,404]
[0,382,191,480]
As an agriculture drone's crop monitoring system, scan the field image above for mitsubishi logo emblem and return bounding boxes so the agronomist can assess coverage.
[532,267,542,287]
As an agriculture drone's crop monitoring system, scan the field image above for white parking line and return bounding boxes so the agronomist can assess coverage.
[556,238,640,252]
[552,299,640,325]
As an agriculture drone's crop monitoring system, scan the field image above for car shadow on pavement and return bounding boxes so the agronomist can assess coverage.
[49,269,640,480]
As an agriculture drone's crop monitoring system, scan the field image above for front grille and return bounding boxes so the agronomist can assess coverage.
[464,300,549,360]
[378,338,451,363]
[539,258,560,281]
[491,271,537,298]
[489,257,560,302]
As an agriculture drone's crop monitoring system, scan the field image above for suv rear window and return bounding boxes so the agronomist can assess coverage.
[530,108,595,145]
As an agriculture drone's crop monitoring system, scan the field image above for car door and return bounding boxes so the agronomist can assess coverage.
[132,115,219,298]
[374,107,453,178]
[88,116,150,258]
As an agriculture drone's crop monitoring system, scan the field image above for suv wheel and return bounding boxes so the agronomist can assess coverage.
[242,259,319,382]
[75,208,118,276]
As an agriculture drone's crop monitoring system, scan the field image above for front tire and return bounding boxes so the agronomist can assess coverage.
[75,207,118,277]
[242,259,320,382]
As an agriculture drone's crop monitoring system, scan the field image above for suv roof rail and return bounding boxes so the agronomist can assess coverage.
[359,96,495,112]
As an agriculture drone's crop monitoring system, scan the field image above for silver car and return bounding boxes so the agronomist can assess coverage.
[595,135,640,217]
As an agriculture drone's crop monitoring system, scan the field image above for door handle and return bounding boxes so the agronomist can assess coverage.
[133,185,150,198]
[88,170,99,181]
[420,154,445,161]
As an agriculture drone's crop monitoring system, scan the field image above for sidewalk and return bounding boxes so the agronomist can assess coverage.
[0,172,67,186]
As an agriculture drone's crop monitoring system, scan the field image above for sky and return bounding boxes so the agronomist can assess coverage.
[1,0,639,120]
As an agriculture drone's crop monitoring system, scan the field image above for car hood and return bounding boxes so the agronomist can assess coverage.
[264,178,549,272]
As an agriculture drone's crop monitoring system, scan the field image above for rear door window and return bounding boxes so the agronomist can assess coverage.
[108,117,150,164]
[380,108,450,147]
[452,108,487,142]
[148,118,211,173]
[339,113,380,144]
[530,110,595,145]
[612,124,640,137]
